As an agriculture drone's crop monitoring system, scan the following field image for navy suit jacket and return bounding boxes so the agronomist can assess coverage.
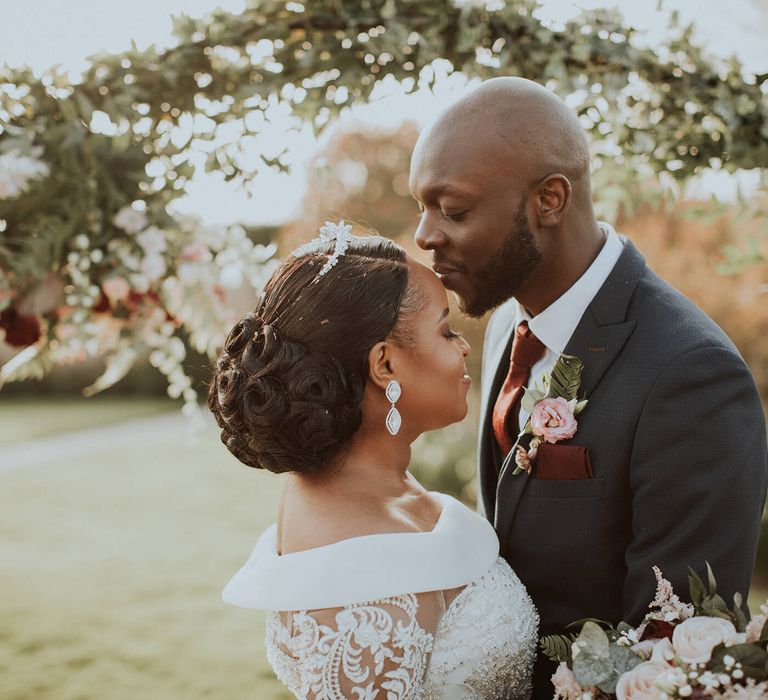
[477,239,768,699]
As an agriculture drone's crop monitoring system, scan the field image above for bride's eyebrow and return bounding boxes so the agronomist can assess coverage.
[437,308,449,324]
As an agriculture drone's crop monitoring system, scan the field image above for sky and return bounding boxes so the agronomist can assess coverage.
[0,0,766,225]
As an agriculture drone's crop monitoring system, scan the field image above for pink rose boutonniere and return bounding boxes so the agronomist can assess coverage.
[510,353,589,476]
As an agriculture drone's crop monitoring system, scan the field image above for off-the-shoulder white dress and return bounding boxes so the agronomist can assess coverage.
[223,492,538,699]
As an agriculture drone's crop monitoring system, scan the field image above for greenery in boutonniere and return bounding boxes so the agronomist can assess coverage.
[509,353,589,476]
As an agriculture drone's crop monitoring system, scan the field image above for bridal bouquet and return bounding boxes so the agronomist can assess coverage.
[542,566,768,699]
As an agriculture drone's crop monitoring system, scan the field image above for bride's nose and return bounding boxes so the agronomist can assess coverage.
[459,335,471,356]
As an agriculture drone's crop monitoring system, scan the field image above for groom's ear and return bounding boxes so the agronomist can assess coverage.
[534,173,571,228]
[367,341,396,390]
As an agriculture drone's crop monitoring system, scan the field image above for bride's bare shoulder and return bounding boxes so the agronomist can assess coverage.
[277,486,443,555]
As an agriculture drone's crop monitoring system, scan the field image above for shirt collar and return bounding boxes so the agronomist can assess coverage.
[515,222,624,355]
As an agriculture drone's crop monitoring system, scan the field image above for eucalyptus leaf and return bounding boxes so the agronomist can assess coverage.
[572,622,612,688]
[597,645,644,694]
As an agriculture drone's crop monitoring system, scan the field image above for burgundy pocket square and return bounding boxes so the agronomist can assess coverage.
[534,444,594,480]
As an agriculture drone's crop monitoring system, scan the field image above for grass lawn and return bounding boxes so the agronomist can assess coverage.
[0,405,292,700]
[0,396,179,446]
[2,397,767,700]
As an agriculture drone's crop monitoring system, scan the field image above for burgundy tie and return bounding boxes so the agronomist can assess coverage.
[492,321,547,456]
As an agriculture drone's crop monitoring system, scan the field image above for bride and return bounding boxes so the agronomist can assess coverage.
[208,221,538,699]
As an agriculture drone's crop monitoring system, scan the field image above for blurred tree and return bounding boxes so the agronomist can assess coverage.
[1,0,766,399]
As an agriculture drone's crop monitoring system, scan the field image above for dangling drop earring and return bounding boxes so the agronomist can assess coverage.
[385,379,402,436]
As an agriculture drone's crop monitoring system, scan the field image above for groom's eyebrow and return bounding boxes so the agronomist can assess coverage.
[417,184,473,201]
[437,308,449,323]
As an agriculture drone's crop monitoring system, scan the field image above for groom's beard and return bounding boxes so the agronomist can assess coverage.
[459,204,542,319]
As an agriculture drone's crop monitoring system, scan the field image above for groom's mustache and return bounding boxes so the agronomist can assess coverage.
[432,255,467,274]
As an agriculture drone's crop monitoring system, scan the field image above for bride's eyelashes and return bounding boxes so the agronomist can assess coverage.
[444,329,462,341]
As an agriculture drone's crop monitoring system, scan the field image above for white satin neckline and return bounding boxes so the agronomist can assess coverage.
[222,492,499,611]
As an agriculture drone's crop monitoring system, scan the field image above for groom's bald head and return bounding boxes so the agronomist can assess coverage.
[410,77,602,318]
[411,77,591,200]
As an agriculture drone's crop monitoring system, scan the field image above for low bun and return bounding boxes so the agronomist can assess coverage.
[210,313,365,474]
[208,234,416,474]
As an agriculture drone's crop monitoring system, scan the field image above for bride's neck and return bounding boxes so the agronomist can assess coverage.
[289,429,413,500]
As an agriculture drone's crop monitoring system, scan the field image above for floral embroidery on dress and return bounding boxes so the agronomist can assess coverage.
[266,593,434,699]
[265,559,538,700]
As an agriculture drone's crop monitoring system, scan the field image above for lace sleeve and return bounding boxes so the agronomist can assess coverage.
[266,592,443,700]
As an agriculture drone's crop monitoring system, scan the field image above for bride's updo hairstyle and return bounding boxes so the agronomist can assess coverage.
[208,234,420,474]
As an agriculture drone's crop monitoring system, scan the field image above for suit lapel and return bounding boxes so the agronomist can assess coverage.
[564,239,646,396]
[492,240,647,549]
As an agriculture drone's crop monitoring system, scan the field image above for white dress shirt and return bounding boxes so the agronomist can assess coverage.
[513,222,624,432]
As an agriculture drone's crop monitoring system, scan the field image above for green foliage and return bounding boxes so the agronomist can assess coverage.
[547,353,584,401]
[409,420,478,504]
[1,0,767,392]
[540,633,575,664]
[710,643,768,681]
[688,563,750,631]
[570,621,642,694]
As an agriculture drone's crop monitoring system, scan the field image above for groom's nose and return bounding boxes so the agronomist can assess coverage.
[414,214,447,251]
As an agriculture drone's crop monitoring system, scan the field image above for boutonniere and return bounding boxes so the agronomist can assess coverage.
[509,353,589,476]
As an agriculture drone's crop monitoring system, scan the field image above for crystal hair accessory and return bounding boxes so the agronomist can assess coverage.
[293,219,353,283]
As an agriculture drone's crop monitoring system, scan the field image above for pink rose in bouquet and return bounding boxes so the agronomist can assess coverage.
[552,662,581,699]
[615,661,673,700]
[531,397,578,444]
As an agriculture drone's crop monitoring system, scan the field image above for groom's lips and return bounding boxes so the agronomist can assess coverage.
[432,263,465,285]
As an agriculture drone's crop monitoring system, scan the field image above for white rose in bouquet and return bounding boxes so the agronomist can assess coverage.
[672,616,737,665]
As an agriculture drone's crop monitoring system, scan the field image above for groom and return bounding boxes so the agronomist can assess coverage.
[409,77,768,699]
